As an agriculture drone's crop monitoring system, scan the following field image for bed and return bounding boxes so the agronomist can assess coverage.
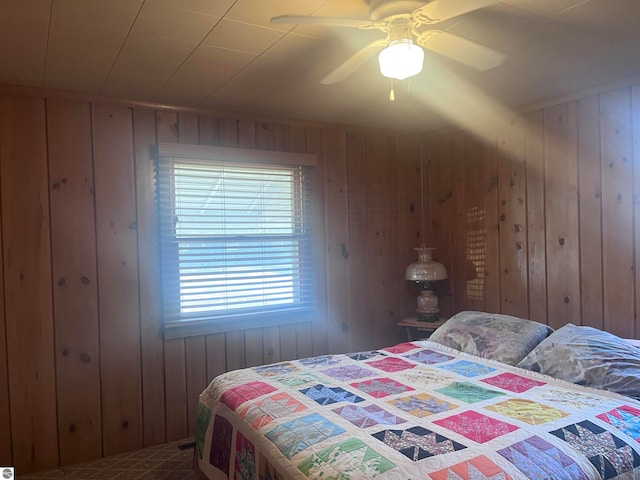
[194,312,640,479]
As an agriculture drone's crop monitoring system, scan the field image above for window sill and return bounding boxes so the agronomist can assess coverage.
[163,309,316,339]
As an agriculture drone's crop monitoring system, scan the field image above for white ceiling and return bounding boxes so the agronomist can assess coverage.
[1,0,639,132]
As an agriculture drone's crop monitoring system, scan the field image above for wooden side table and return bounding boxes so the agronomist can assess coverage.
[398,317,447,342]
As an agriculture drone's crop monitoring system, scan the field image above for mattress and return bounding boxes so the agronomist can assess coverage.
[195,340,640,479]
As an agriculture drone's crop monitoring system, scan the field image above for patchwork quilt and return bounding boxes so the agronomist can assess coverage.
[195,340,640,479]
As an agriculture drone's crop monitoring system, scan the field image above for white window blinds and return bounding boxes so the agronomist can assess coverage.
[157,143,317,337]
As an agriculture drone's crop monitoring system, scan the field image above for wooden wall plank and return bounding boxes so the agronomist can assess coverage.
[524,110,547,324]
[156,110,188,441]
[1,96,58,473]
[497,117,529,318]
[577,95,604,330]
[92,104,142,455]
[323,128,351,354]
[346,132,368,351]
[198,116,219,146]
[482,138,500,313]
[185,337,207,436]
[133,108,166,447]
[429,134,454,317]
[544,102,580,329]
[365,134,398,348]
[206,335,226,383]
[0,193,8,466]
[600,88,634,337]
[47,98,102,464]
[633,86,640,339]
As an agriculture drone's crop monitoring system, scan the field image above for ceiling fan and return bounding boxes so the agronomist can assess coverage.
[271,0,505,85]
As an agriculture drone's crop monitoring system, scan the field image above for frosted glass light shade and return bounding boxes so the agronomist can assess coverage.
[405,246,447,282]
[378,39,424,80]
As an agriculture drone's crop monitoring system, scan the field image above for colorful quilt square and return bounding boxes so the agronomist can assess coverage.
[481,372,546,393]
[436,381,506,403]
[433,410,518,443]
[274,372,323,388]
[348,350,386,361]
[383,342,417,354]
[299,384,365,406]
[234,431,256,480]
[498,435,588,480]
[238,392,307,429]
[366,357,416,373]
[333,404,406,428]
[539,387,611,410]
[429,455,512,480]
[550,420,640,479]
[299,355,341,368]
[372,426,466,461]
[265,413,345,459]
[320,364,378,382]
[439,360,496,377]
[398,368,456,386]
[350,377,414,398]
[210,415,233,476]
[485,399,569,425]
[597,405,640,442]
[405,349,454,365]
[253,361,300,377]
[388,393,458,418]
[298,438,395,479]
[220,381,277,411]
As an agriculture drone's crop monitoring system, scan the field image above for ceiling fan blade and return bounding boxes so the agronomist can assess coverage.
[270,15,375,29]
[417,31,505,70]
[321,39,388,85]
[414,0,499,23]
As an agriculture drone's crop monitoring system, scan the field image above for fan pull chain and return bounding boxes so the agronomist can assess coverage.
[389,79,395,102]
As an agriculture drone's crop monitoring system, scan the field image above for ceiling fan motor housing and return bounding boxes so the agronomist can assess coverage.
[367,0,428,20]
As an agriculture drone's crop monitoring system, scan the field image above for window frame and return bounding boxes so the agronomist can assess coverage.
[156,142,319,339]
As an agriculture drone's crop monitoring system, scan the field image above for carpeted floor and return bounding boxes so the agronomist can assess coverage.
[19,439,198,479]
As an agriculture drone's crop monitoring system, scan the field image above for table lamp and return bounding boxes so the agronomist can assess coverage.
[405,246,447,322]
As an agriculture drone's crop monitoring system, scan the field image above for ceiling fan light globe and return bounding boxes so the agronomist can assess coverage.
[378,40,424,80]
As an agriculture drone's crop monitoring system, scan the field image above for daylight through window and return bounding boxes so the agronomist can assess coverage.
[157,143,317,338]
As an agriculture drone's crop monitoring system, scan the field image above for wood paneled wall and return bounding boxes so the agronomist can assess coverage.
[427,84,640,340]
[5,78,639,473]
[0,92,424,473]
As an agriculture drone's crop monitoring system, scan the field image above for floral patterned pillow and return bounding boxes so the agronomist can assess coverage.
[429,311,553,366]
[517,323,640,400]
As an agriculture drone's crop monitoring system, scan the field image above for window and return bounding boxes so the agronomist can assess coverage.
[157,143,317,338]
